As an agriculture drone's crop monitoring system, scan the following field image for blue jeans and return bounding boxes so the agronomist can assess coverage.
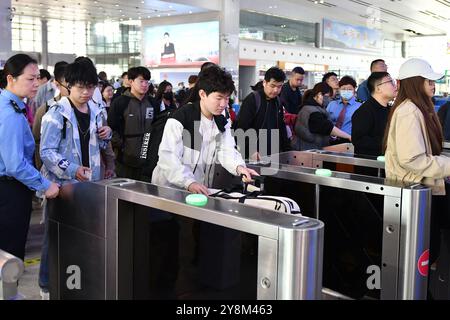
[38,204,49,291]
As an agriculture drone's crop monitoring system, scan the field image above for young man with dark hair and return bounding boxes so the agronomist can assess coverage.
[112,71,131,101]
[39,61,112,298]
[35,63,68,107]
[108,66,156,181]
[352,72,397,156]
[357,59,388,102]
[234,66,291,160]
[33,61,69,169]
[39,69,51,86]
[152,65,257,194]
[280,66,305,114]
[326,75,362,142]
[322,72,340,101]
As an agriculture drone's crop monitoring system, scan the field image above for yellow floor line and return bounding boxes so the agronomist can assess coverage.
[24,257,41,267]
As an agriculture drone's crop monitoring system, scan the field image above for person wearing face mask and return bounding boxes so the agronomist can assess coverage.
[155,80,177,111]
[295,82,351,151]
[326,75,363,144]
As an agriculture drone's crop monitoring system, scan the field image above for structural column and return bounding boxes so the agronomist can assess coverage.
[219,0,240,91]
[41,20,49,69]
[0,0,12,65]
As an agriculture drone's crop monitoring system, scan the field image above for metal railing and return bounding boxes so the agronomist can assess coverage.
[0,249,24,300]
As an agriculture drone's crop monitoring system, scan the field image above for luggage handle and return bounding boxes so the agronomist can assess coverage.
[240,174,265,194]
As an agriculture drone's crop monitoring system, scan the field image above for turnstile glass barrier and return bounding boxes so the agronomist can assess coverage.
[48,179,323,300]
[220,163,432,300]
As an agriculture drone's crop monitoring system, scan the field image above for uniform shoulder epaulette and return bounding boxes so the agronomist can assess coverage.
[355,98,364,103]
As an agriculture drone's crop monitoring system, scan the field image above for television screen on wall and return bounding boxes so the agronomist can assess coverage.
[143,21,219,67]
[323,19,382,52]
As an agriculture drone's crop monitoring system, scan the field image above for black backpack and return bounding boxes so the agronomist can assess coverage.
[142,108,173,178]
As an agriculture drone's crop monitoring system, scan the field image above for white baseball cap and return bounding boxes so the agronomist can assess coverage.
[398,58,444,81]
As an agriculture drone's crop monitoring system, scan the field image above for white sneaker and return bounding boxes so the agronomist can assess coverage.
[40,289,50,300]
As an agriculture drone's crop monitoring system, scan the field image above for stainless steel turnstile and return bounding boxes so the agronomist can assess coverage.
[0,249,24,300]
[264,149,385,177]
[239,163,432,300]
[48,179,324,300]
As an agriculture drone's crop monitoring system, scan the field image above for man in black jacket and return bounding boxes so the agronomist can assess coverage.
[108,66,155,181]
[234,67,291,160]
[351,72,397,157]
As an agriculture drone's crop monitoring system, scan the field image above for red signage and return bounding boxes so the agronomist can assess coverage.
[418,249,429,277]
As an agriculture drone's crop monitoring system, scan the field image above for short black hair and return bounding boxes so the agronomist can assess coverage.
[367,72,391,94]
[53,61,68,82]
[292,66,305,75]
[74,56,94,66]
[370,59,385,71]
[188,75,198,84]
[39,69,51,81]
[98,71,107,80]
[127,66,151,81]
[264,67,286,83]
[64,61,98,87]
[200,61,216,72]
[121,71,128,78]
[164,32,170,37]
[322,72,338,83]
[197,65,235,96]
[339,75,357,88]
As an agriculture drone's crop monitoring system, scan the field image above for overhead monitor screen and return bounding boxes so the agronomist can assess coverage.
[143,21,220,67]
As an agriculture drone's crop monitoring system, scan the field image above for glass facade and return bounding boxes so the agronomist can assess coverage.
[11,15,42,53]
[11,15,142,77]
[87,20,142,76]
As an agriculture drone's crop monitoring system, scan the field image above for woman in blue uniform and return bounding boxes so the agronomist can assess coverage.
[0,53,59,260]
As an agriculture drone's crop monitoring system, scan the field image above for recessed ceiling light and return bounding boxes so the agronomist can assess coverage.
[39,3,43,6]
[138,17,142,19]
[115,4,119,6]
[189,11,192,14]
[168,13,171,16]
[119,9,122,12]
[141,0,144,3]
[169,5,173,9]
[147,15,150,18]
[157,14,161,17]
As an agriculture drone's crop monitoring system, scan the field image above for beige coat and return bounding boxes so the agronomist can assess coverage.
[385,99,450,195]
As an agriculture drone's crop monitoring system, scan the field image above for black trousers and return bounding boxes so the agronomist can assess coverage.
[0,179,32,260]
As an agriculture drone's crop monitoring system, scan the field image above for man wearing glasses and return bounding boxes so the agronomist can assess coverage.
[351,72,398,157]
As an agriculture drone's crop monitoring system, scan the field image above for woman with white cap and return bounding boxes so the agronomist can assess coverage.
[383,58,450,288]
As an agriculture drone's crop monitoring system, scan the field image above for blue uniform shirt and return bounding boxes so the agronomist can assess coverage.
[356,79,370,102]
[0,89,51,191]
[326,96,362,136]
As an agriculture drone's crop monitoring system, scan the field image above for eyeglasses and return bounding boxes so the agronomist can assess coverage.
[377,79,396,87]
